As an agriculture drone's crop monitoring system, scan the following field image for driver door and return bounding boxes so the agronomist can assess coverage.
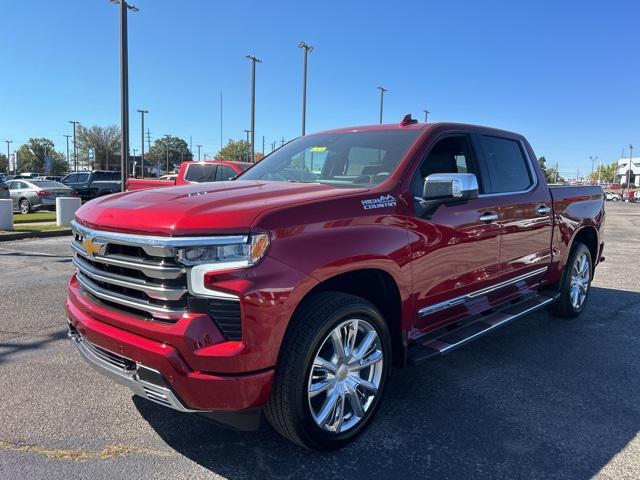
[408,134,503,336]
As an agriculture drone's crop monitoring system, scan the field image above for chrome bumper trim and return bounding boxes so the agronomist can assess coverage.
[68,326,198,413]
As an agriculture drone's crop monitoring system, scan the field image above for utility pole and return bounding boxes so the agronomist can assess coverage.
[589,155,598,184]
[196,144,202,161]
[377,86,387,124]
[298,42,313,136]
[164,135,171,174]
[63,135,71,171]
[5,140,12,174]
[262,135,265,157]
[220,91,223,151]
[423,109,430,122]
[597,158,602,185]
[281,137,285,147]
[132,148,137,176]
[69,121,79,171]
[137,109,148,178]
[555,161,559,183]
[111,0,139,189]
[245,54,261,162]
[145,129,152,152]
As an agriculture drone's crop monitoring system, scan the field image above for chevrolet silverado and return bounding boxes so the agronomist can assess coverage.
[66,118,604,450]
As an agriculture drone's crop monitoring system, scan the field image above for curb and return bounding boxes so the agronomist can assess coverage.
[0,228,73,242]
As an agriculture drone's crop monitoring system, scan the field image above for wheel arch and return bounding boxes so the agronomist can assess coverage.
[285,268,406,369]
[571,225,599,268]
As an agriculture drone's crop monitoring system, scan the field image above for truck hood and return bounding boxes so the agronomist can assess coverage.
[75,180,363,235]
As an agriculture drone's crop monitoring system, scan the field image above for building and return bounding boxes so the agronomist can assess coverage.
[615,157,640,187]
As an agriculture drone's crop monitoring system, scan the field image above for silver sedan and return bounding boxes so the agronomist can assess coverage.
[5,179,77,214]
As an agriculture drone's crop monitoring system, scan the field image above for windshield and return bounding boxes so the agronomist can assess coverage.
[238,130,421,188]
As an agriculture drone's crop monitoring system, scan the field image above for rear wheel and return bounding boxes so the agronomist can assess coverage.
[548,243,592,318]
[19,198,31,215]
[265,292,390,450]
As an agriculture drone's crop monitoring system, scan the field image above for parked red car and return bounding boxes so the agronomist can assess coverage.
[66,119,604,449]
[126,160,251,191]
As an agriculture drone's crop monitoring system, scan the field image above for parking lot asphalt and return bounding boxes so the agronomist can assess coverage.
[0,202,639,479]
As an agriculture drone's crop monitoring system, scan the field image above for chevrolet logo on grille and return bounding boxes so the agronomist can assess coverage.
[81,237,105,257]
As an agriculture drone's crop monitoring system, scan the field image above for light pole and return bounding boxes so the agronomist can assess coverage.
[298,42,313,136]
[377,86,387,124]
[196,144,202,161]
[137,109,148,178]
[69,121,79,171]
[63,135,71,171]
[5,140,12,174]
[627,144,633,197]
[244,129,251,162]
[245,54,261,162]
[111,0,139,189]
[589,155,598,184]
[132,148,137,176]
[164,135,171,174]
[423,109,430,122]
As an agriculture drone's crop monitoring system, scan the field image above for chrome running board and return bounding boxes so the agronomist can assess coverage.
[407,292,558,365]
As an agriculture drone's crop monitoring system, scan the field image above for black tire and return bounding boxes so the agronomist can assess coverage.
[19,198,31,215]
[265,292,391,450]
[548,243,592,318]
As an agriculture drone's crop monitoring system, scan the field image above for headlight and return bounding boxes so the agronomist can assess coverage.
[177,233,270,269]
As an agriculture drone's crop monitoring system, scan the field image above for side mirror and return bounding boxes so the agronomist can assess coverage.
[418,173,479,204]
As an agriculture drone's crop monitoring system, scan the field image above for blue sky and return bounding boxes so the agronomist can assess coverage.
[2,0,638,177]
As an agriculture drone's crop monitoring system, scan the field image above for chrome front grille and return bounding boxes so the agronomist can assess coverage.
[70,221,244,338]
[71,222,189,322]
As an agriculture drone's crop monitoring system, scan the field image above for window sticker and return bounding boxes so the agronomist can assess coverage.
[309,146,327,153]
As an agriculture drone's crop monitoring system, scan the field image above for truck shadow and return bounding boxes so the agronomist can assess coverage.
[135,286,640,479]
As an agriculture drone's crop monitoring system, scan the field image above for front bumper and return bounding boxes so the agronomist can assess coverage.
[65,292,274,419]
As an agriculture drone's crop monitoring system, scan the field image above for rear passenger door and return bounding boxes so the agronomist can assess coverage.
[215,165,238,181]
[474,134,553,282]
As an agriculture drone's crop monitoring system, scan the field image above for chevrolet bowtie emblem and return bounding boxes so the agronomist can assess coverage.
[82,237,105,257]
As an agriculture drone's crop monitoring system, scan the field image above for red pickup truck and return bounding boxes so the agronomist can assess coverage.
[125,160,251,191]
[66,119,604,450]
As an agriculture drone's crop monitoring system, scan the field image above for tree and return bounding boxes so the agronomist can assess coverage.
[0,153,7,174]
[76,125,121,170]
[216,139,262,162]
[588,162,617,184]
[146,136,192,175]
[537,156,564,183]
[15,138,67,175]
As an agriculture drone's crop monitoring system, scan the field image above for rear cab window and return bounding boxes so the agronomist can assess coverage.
[185,164,217,182]
[477,136,534,194]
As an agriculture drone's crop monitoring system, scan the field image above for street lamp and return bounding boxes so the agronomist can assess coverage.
[423,109,430,122]
[627,144,633,197]
[589,155,598,184]
[137,109,148,178]
[110,0,139,189]
[196,144,202,161]
[68,121,79,171]
[298,42,313,136]
[244,129,251,162]
[63,135,71,171]
[245,54,261,162]
[4,140,12,174]
[164,135,171,174]
[377,86,387,124]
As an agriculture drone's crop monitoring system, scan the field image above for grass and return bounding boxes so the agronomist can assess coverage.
[12,223,68,232]
[12,211,56,224]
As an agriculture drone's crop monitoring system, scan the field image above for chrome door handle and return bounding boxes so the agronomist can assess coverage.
[536,205,551,215]
[479,213,498,223]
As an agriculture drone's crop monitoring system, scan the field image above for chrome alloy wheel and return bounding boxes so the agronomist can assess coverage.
[307,318,384,434]
[570,252,590,309]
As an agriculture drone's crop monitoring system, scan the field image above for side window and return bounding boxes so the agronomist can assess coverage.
[411,135,478,197]
[479,136,533,193]
[92,172,108,181]
[216,166,237,181]
[76,173,90,184]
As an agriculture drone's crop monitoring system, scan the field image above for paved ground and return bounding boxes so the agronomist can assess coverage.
[0,202,639,479]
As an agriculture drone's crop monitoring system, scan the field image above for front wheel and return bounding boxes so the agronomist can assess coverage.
[265,292,390,450]
[548,243,592,318]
